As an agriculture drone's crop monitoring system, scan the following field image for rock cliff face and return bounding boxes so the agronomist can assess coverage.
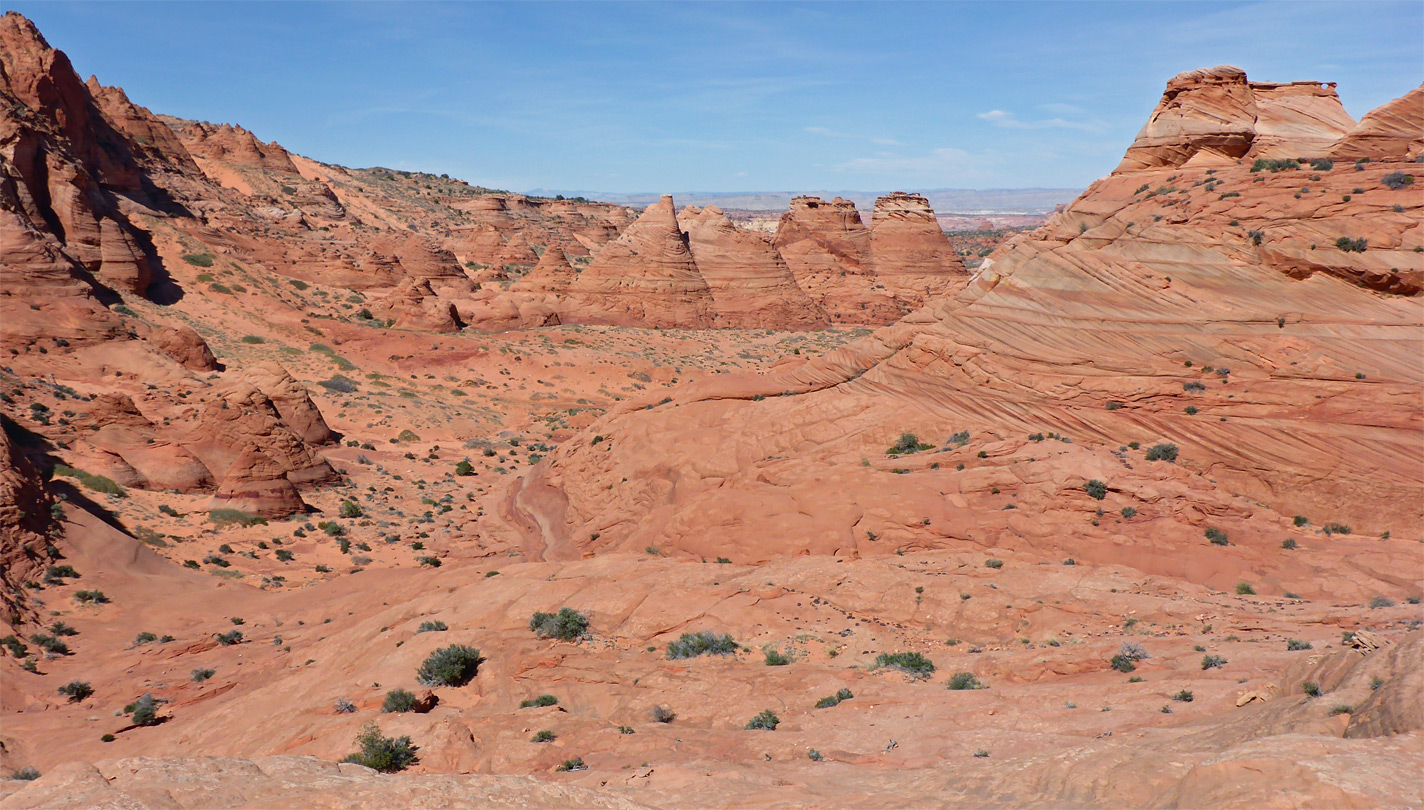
[0,11,158,296]
[164,119,299,174]
[565,196,717,328]
[0,417,53,619]
[681,205,828,328]
[867,192,969,302]
[1115,65,1356,172]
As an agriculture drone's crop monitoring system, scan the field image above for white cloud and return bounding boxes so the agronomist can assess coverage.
[976,108,1107,133]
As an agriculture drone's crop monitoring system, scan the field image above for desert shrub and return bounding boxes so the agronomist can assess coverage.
[529,608,589,642]
[1293,515,1309,526]
[666,631,737,659]
[532,730,556,743]
[275,549,294,561]
[1172,689,1194,702]
[416,645,481,687]
[764,649,791,666]
[1201,654,1227,670]
[1144,443,1178,462]
[1308,158,1333,171]
[1119,641,1149,661]
[74,590,109,604]
[1322,523,1351,535]
[1,636,29,658]
[521,694,558,708]
[11,768,40,780]
[130,693,160,726]
[58,680,93,702]
[216,630,243,646]
[52,464,126,497]
[181,253,215,267]
[133,631,158,646]
[556,757,586,772]
[397,429,421,442]
[745,709,780,730]
[1109,654,1137,673]
[886,432,933,456]
[1083,480,1107,500]
[1205,528,1229,546]
[1301,681,1321,697]
[343,722,418,772]
[208,509,265,527]
[875,651,935,677]
[240,335,265,344]
[947,672,983,690]
[1250,158,1299,172]
[650,704,676,723]
[319,376,359,393]
[1382,171,1415,189]
[1235,582,1255,595]
[191,668,215,682]
[1281,538,1298,550]
[1287,639,1312,651]
[289,278,309,290]
[417,620,448,633]
[454,460,474,476]
[382,688,419,713]
[1369,596,1396,609]
[815,688,854,709]
[338,500,363,518]
[1335,236,1368,253]
[1121,507,1137,518]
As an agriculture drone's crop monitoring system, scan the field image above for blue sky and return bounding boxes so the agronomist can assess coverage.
[11,1,1421,193]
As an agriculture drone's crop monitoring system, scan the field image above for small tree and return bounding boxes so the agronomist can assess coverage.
[131,693,160,726]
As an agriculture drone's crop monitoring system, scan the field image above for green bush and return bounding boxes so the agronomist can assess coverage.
[1235,582,1255,595]
[1250,158,1299,172]
[74,590,109,604]
[339,500,363,518]
[764,649,791,666]
[1109,654,1136,673]
[1301,681,1321,697]
[947,672,983,690]
[240,335,265,344]
[1144,443,1178,462]
[130,693,160,726]
[1172,689,1194,702]
[454,460,474,476]
[521,694,558,708]
[531,729,556,743]
[191,668,215,682]
[382,688,419,713]
[1287,639,1312,651]
[11,767,40,780]
[985,558,1003,569]
[745,709,780,730]
[1281,538,1298,550]
[887,432,933,456]
[1335,237,1368,253]
[529,608,589,642]
[1201,654,1227,670]
[556,757,586,772]
[343,722,418,772]
[52,464,126,497]
[815,688,854,709]
[415,645,482,686]
[181,253,215,267]
[208,509,266,527]
[58,680,94,702]
[1083,480,1107,500]
[417,620,448,633]
[1382,171,1415,190]
[666,631,737,659]
[216,630,243,646]
[1205,528,1229,546]
[875,651,935,677]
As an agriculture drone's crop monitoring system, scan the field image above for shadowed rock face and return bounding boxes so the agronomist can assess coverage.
[566,195,717,328]
[682,205,828,329]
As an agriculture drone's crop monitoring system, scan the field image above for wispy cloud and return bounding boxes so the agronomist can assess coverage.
[976,109,1107,133]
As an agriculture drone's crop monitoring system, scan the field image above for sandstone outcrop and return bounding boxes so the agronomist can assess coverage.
[1329,84,1424,161]
[137,324,220,372]
[867,192,969,301]
[510,243,577,295]
[565,196,716,328]
[373,278,464,333]
[164,118,299,174]
[680,205,827,328]
[1116,65,1356,172]
[222,362,334,445]
[208,445,307,518]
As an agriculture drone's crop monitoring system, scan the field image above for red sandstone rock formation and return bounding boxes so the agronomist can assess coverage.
[680,205,827,328]
[510,243,577,295]
[373,278,464,333]
[163,118,299,174]
[137,324,220,372]
[1116,65,1356,172]
[868,192,969,304]
[223,362,334,445]
[1330,84,1424,162]
[565,196,716,328]
[208,445,307,518]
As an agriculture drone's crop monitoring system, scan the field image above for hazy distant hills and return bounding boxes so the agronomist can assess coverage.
[527,188,1082,214]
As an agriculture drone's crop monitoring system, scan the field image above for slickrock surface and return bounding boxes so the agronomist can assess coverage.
[0,14,1419,809]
